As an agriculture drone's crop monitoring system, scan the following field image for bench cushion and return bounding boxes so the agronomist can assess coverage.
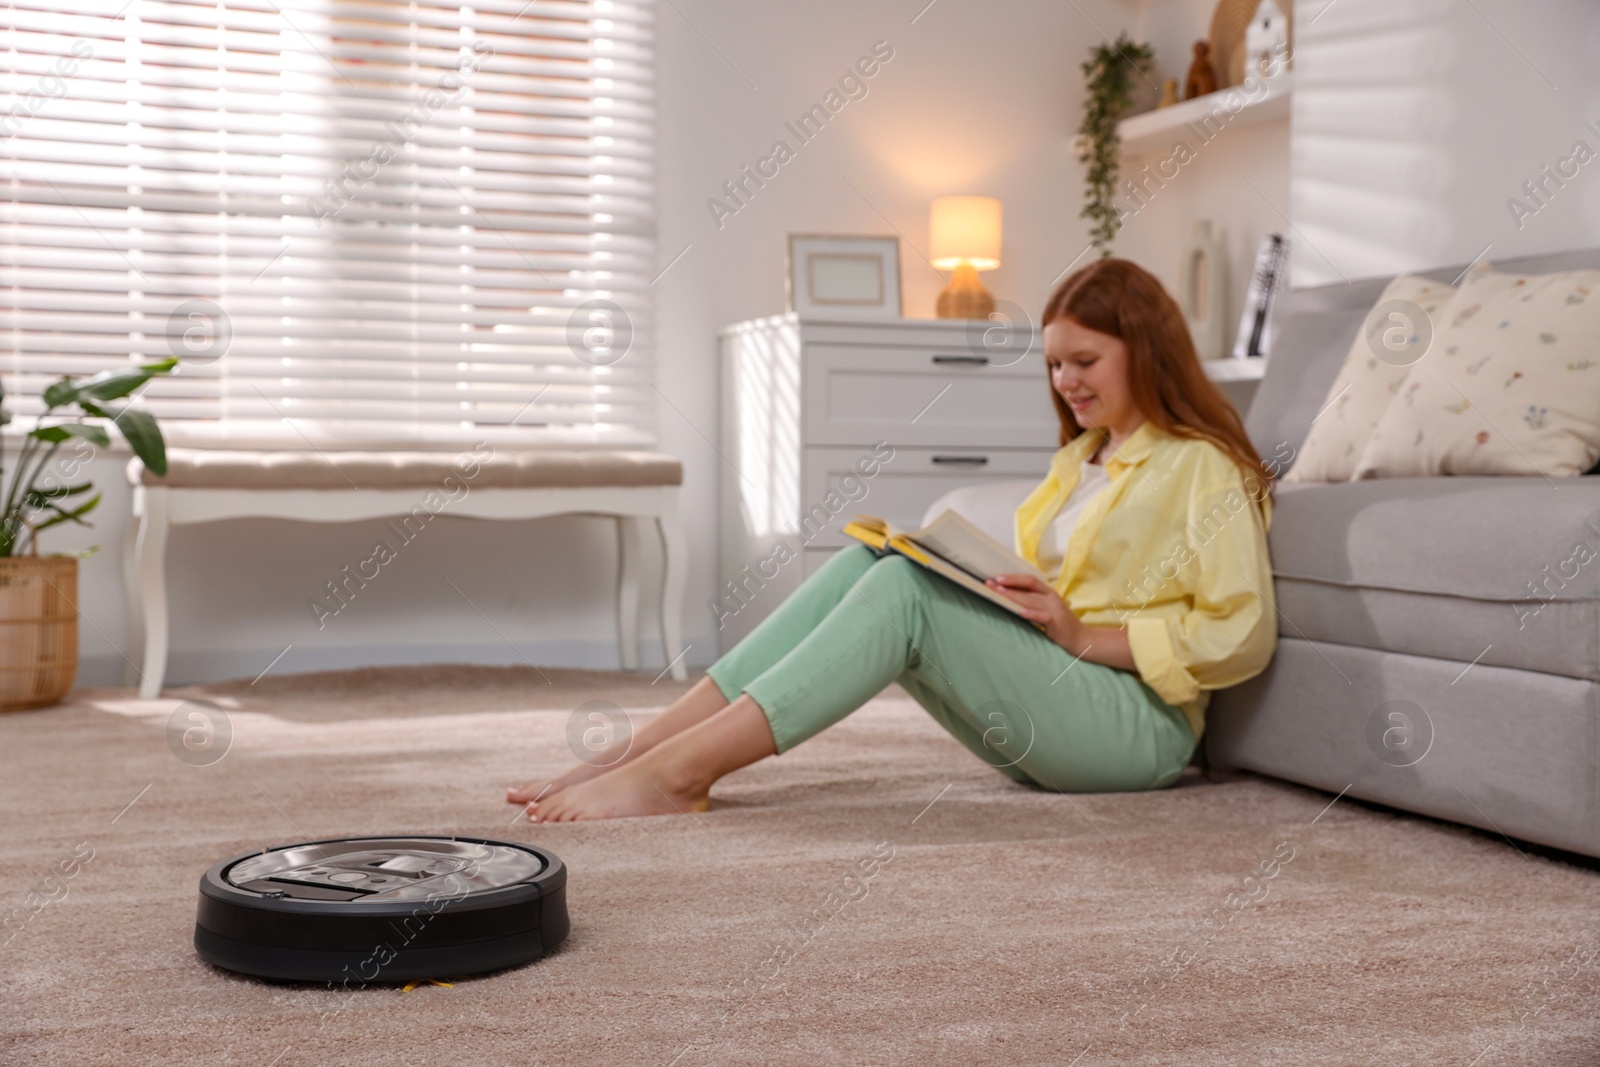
[133,448,683,490]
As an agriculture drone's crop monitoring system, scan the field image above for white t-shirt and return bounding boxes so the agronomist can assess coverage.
[1026,458,1112,583]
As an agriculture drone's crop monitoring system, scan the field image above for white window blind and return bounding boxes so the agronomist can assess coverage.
[1,0,657,447]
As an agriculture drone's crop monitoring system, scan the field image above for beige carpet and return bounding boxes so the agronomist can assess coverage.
[3,665,1598,1066]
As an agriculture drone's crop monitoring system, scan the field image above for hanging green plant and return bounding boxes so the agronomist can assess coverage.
[1077,34,1154,257]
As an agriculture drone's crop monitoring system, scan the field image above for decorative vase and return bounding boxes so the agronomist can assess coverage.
[1124,57,1162,117]
[1182,219,1228,361]
[0,555,78,711]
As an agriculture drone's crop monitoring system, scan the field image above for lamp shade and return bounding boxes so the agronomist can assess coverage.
[929,195,1002,271]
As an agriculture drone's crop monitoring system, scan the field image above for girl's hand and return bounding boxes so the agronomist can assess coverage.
[985,573,1082,653]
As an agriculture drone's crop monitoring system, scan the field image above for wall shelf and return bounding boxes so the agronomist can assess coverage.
[1114,72,1292,156]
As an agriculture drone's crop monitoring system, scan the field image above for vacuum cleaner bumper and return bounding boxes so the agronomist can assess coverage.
[194,835,567,982]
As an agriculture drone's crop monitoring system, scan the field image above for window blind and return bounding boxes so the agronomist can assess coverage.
[1,0,657,447]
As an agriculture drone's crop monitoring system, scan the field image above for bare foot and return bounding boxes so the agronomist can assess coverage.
[509,678,739,807]
[526,753,708,822]
[506,779,566,806]
[505,756,622,805]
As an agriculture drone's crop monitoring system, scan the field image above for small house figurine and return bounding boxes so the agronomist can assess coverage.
[1244,0,1290,79]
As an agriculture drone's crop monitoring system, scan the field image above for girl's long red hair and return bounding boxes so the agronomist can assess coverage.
[1041,257,1274,502]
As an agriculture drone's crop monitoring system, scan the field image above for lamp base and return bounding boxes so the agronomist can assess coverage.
[936,262,996,319]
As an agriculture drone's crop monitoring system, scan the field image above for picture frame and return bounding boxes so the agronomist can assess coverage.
[786,234,902,320]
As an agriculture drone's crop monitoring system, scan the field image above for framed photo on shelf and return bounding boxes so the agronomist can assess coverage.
[786,234,902,320]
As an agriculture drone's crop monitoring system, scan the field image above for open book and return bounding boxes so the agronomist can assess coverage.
[841,509,1050,627]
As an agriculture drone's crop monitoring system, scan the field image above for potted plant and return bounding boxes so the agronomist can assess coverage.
[0,357,176,711]
[1077,33,1156,256]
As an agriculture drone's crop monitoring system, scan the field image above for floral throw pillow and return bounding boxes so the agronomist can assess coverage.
[1285,274,1458,482]
[1353,266,1600,479]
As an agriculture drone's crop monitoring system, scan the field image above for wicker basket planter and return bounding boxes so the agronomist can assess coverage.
[0,555,78,711]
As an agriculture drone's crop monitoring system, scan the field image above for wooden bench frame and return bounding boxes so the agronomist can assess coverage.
[123,480,688,697]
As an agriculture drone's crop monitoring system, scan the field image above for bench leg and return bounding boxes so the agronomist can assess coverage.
[135,487,171,699]
[616,515,643,671]
[656,494,688,681]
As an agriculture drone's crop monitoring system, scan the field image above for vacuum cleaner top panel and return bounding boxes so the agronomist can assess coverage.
[226,837,544,903]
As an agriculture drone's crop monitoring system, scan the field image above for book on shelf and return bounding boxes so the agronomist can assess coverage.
[1234,231,1290,359]
[840,509,1048,629]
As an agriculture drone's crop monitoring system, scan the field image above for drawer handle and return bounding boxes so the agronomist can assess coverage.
[931,455,989,466]
[931,354,989,365]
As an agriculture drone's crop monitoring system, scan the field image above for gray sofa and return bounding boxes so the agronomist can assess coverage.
[1206,247,1600,860]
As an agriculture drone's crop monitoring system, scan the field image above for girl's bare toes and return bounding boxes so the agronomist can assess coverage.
[507,781,562,805]
[529,794,569,823]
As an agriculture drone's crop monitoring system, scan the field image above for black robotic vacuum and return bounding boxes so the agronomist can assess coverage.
[194,835,567,982]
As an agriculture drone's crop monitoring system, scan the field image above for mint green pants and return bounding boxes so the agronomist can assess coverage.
[706,544,1198,792]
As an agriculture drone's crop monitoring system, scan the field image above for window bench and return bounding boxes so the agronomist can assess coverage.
[123,447,687,698]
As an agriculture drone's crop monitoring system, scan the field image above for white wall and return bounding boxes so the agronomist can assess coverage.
[1290,0,1600,285]
[71,0,1141,688]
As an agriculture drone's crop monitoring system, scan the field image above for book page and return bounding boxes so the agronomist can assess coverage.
[885,533,1039,624]
[909,509,1050,584]
[843,513,1044,628]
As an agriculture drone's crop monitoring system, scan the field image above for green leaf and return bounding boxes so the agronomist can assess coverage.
[45,544,102,559]
[75,358,178,404]
[77,370,155,402]
[29,426,71,444]
[26,482,94,506]
[114,409,166,476]
[60,423,111,448]
[42,378,80,408]
[33,492,101,533]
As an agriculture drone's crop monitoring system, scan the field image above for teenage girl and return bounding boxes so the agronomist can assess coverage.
[508,258,1278,821]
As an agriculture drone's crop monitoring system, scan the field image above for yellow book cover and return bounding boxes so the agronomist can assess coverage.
[841,511,1049,628]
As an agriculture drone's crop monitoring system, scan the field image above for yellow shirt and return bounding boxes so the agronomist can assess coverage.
[1014,420,1277,738]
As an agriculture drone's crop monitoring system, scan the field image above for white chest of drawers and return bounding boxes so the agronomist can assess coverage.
[715,313,1062,651]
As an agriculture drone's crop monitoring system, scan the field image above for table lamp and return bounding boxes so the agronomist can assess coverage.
[930,195,1001,318]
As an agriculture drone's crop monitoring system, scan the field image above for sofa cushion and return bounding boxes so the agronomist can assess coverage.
[1354,265,1600,479]
[1284,273,1458,483]
[1268,477,1600,680]
[1249,247,1600,474]
[133,448,684,490]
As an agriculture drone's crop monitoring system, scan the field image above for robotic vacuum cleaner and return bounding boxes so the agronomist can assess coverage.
[194,835,567,982]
